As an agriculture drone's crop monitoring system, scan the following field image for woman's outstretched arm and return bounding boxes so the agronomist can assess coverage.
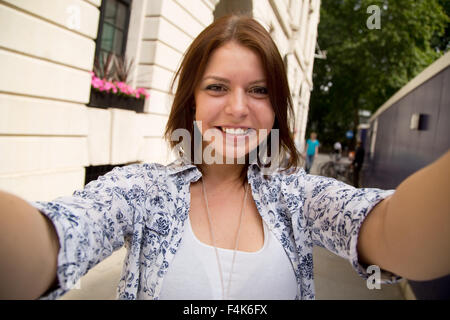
[0,190,60,299]
[358,150,450,281]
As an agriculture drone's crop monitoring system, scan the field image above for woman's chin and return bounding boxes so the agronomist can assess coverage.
[202,142,254,164]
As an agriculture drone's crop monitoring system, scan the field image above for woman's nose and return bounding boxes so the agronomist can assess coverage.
[225,89,249,118]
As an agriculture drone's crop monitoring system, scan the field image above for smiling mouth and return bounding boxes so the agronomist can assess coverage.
[216,126,254,135]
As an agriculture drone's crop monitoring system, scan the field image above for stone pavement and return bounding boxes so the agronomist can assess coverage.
[59,155,407,300]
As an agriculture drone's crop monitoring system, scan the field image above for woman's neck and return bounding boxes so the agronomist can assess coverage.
[199,163,246,190]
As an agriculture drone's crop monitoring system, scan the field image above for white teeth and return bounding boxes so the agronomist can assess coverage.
[221,127,249,135]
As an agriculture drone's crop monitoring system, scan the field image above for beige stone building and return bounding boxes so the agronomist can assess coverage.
[0,0,321,202]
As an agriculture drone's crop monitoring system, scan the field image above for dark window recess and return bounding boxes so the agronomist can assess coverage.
[418,114,430,131]
[410,113,430,131]
[84,163,131,186]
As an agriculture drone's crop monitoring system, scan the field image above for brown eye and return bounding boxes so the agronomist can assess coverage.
[206,84,227,92]
[249,86,268,96]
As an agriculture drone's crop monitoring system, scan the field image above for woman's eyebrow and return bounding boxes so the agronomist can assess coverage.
[248,79,267,85]
[202,75,266,85]
[202,75,230,83]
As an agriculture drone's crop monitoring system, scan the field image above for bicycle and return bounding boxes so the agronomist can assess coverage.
[319,153,353,185]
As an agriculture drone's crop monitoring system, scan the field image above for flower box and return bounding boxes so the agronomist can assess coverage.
[87,71,149,113]
[88,89,145,113]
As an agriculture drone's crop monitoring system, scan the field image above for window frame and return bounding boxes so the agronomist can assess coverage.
[95,0,132,61]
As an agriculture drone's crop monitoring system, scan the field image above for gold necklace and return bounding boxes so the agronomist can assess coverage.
[201,179,249,300]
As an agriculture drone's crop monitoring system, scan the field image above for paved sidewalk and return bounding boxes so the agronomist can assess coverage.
[313,245,404,299]
[59,154,405,300]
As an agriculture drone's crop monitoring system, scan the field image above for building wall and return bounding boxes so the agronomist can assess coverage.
[364,53,450,189]
[364,67,450,188]
[0,0,100,201]
[0,0,320,201]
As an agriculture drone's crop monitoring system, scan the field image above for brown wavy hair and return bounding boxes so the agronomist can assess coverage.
[164,15,300,172]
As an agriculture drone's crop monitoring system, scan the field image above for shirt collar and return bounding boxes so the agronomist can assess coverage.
[166,158,197,175]
[166,157,264,180]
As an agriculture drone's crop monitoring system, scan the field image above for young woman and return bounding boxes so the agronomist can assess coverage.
[0,15,449,300]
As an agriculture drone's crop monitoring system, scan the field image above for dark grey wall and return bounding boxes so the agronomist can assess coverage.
[363,66,450,189]
[362,66,450,299]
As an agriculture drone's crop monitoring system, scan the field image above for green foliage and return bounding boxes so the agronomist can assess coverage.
[308,0,449,150]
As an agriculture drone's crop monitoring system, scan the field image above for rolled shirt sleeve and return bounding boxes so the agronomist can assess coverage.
[302,173,402,284]
[31,164,148,299]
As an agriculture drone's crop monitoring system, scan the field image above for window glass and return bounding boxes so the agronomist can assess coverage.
[101,23,115,52]
[116,2,127,29]
[97,0,130,57]
[104,0,117,25]
[113,29,124,54]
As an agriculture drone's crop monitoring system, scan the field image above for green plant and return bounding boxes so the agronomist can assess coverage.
[93,51,116,81]
[114,55,135,84]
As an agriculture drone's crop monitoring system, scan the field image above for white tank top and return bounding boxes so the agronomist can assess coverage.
[159,216,298,300]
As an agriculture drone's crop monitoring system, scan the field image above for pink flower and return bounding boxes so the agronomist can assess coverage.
[91,76,104,89]
[90,71,150,100]
[102,81,117,93]
[135,87,150,99]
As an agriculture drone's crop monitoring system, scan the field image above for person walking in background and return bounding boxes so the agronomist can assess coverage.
[333,141,342,161]
[352,140,365,187]
[305,132,320,173]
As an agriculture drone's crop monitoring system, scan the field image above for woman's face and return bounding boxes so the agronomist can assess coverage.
[194,41,275,163]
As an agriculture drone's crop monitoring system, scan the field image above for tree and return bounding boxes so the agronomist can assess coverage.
[308,0,449,151]
[432,0,450,52]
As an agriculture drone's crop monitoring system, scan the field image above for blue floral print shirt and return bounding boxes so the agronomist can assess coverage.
[32,159,400,300]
